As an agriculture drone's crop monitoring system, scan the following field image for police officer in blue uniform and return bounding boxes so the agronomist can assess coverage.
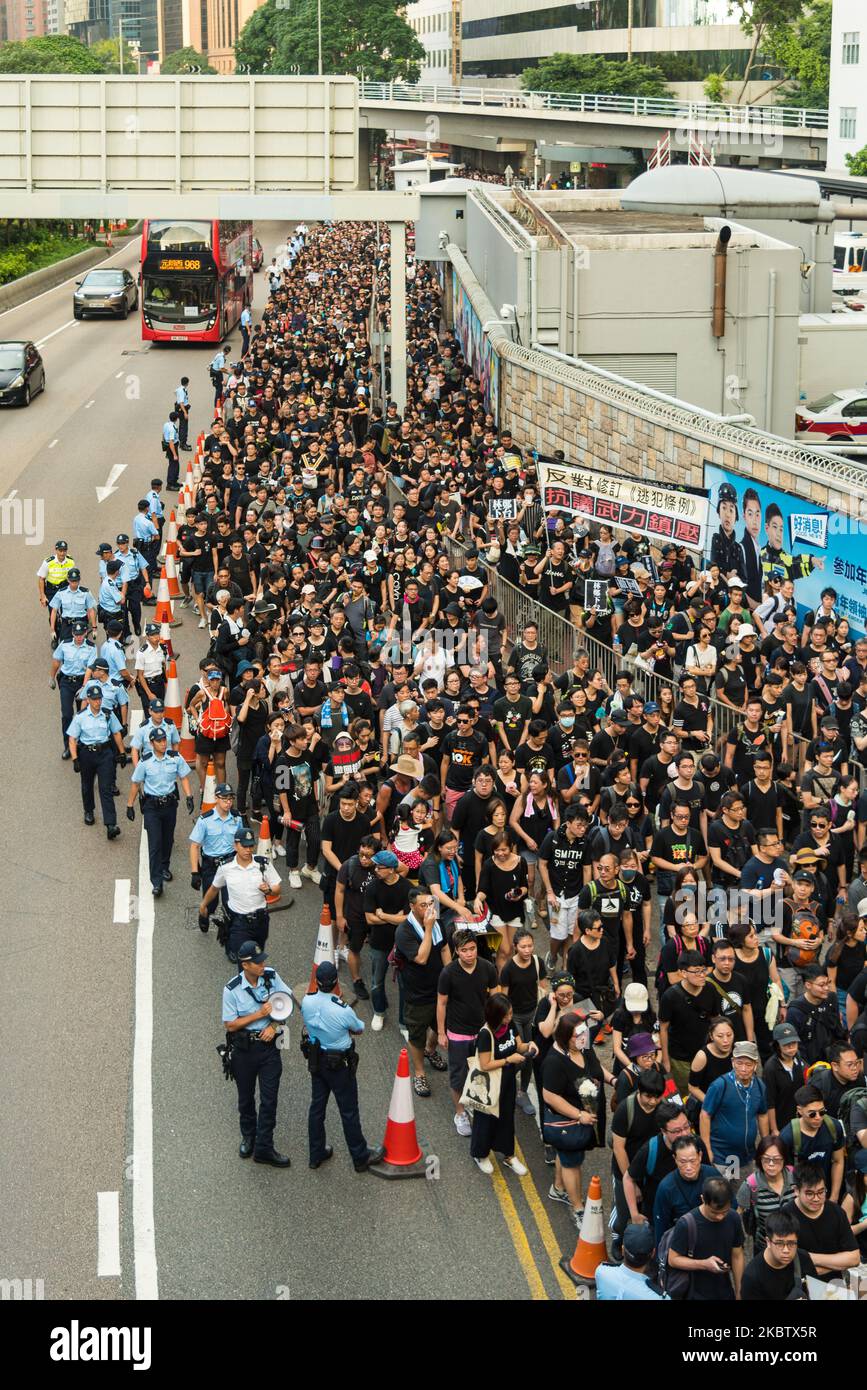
[189,783,243,931]
[126,728,194,896]
[101,619,133,684]
[97,559,126,633]
[209,342,230,409]
[174,379,191,451]
[300,961,385,1172]
[133,500,160,576]
[162,412,181,490]
[83,658,129,727]
[50,619,97,757]
[66,683,127,836]
[115,534,150,637]
[222,941,292,1166]
[49,569,97,644]
[129,699,180,763]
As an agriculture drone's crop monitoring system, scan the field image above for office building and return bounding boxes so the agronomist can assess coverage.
[406,0,460,85]
[460,0,763,99]
[827,0,864,173]
[204,0,264,73]
[3,0,49,40]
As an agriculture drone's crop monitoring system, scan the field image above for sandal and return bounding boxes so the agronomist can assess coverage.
[424,1049,448,1072]
[412,1075,431,1098]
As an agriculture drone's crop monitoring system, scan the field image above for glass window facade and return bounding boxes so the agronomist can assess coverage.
[463,0,735,40]
[461,49,753,80]
[842,32,860,66]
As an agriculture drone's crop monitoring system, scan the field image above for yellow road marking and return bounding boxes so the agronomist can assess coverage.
[513,1140,578,1299]
[490,1157,549,1300]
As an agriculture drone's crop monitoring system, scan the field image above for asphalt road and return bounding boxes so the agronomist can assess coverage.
[0,231,601,1303]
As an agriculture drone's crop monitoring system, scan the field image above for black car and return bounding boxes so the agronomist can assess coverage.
[0,340,45,407]
[73,267,139,319]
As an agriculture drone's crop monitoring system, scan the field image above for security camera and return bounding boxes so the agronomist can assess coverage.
[500,303,517,321]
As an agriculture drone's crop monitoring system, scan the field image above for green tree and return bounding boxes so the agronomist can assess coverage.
[845,146,867,177]
[90,37,139,73]
[160,46,218,75]
[727,0,811,102]
[0,35,105,73]
[235,0,424,81]
[703,72,731,105]
[520,53,670,99]
[764,0,832,109]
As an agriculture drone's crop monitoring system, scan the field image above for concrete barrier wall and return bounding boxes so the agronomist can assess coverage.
[0,245,111,314]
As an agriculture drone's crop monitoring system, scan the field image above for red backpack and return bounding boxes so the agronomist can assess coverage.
[199,695,231,741]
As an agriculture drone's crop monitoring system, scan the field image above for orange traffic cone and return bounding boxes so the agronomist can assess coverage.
[164,510,178,559]
[184,459,196,496]
[165,548,182,599]
[179,704,195,765]
[368,1048,428,1180]
[164,659,183,731]
[201,759,217,813]
[154,565,181,628]
[159,618,176,662]
[306,903,336,994]
[561,1174,607,1285]
[256,815,282,905]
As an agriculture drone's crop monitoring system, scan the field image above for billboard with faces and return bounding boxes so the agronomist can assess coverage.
[703,463,863,637]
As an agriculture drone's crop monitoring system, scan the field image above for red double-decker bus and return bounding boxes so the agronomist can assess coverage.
[140,219,253,343]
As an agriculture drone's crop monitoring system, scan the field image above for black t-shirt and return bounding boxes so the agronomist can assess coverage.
[763,1054,806,1130]
[515,739,555,781]
[436,959,498,1035]
[492,695,532,749]
[275,752,317,816]
[740,1248,816,1301]
[705,818,752,887]
[576,879,628,942]
[651,826,704,896]
[335,854,375,929]
[611,1095,662,1172]
[541,1047,604,1142]
[659,983,721,1061]
[363,876,411,952]
[441,728,489,791]
[539,828,586,897]
[320,810,367,867]
[788,1200,858,1278]
[669,1208,744,1301]
[394,917,449,1003]
[705,968,751,1041]
[499,955,547,1016]
[567,937,616,1001]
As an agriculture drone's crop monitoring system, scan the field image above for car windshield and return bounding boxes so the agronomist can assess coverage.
[0,345,25,368]
[83,271,124,286]
[806,393,845,412]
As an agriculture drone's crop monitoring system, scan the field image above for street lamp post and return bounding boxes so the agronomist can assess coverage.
[317,0,323,75]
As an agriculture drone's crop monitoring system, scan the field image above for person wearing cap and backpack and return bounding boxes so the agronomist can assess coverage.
[779,1084,847,1202]
[188,667,232,789]
[596,1222,669,1301]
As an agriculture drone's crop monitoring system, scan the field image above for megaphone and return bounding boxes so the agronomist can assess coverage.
[269,991,294,1021]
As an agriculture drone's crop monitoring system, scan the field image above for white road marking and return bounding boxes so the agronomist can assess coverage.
[85,399,95,409]
[97,1191,121,1277]
[115,370,124,379]
[130,702,159,1299]
[113,878,131,923]
[35,319,78,348]
[48,438,59,449]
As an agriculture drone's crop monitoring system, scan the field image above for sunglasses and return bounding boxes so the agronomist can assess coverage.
[802,1108,826,1119]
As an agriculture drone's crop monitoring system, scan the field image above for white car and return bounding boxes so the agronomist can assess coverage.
[795,388,867,444]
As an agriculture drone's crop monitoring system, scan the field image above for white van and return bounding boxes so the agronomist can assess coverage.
[833,232,867,295]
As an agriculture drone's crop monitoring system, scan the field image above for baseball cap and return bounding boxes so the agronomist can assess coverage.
[67,568,81,581]
[91,659,110,672]
[149,699,165,713]
[622,1223,655,1261]
[373,850,399,869]
[84,683,103,698]
[643,702,660,715]
[732,1041,760,1061]
[773,1022,800,1045]
[234,827,256,846]
[144,622,160,636]
[237,940,267,963]
[116,533,129,544]
[316,961,339,989]
[72,620,88,634]
[55,539,68,549]
[148,727,167,742]
[623,983,649,1012]
[215,782,235,797]
[793,870,815,884]
[95,543,113,555]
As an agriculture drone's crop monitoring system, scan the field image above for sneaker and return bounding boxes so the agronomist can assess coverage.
[515,1090,536,1117]
[502,1156,528,1176]
[548,1184,570,1205]
[399,1025,409,1041]
[543,1144,556,1166]
[301,864,322,885]
[412,1075,431,1098]
[525,901,536,928]
[198,618,206,629]
[336,945,349,963]
[424,1049,448,1072]
[544,951,556,972]
[288,870,303,889]
[474,1156,494,1175]
[570,1206,585,1230]
[274,843,286,857]
[371,1013,385,1032]
[453,1111,472,1137]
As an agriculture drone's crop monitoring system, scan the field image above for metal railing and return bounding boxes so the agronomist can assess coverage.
[359,81,829,132]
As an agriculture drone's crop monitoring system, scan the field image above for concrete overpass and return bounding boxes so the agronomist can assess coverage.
[358,81,829,166]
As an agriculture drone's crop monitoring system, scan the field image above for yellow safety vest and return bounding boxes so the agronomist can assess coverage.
[46,555,76,586]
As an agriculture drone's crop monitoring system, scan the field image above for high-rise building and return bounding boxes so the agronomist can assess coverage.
[4,0,49,40]
[65,0,157,63]
[204,0,265,73]
[406,0,460,86]
[459,0,762,98]
[827,0,864,174]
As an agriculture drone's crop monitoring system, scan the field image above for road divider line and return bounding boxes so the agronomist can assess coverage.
[115,370,124,379]
[85,399,95,409]
[490,1157,548,1300]
[113,878,131,923]
[48,438,58,449]
[513,1141,576,1299]
[97,1191,121,1277]
[129,707,159,1299]
[35,319,78,348]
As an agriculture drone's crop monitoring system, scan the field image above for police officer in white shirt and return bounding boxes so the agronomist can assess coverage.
[135,622,167,718]
[199,826,284,961]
